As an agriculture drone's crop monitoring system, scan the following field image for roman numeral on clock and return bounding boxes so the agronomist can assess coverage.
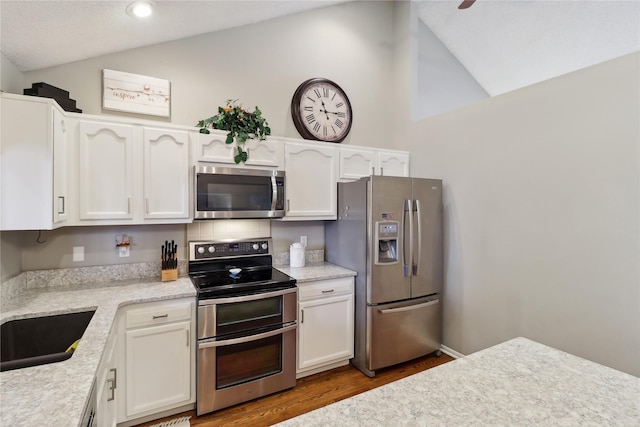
[314,88,321,98]
[313,122,321,133]
[336,102,344,108]
[322,87,329,98]
[306,114,315,124]
[304,106,313,112]
[335,119,344,128]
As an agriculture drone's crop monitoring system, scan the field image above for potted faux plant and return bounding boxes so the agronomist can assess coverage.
[196,99,271,164]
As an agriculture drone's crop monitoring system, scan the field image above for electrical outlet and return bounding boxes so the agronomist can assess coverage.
[119,246,130,257]
[300,235,307,247]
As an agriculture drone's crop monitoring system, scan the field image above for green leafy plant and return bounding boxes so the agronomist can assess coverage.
[196,99,271,164]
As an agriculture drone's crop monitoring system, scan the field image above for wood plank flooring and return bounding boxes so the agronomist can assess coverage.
[138,353,454,427]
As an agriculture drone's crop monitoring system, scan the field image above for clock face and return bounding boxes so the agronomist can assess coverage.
[291,78,352,143]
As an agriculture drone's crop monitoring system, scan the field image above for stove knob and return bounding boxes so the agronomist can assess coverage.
[252,243,259,250]
[261,243,268,250]
[208,246,216,253]
[197,247,205,254]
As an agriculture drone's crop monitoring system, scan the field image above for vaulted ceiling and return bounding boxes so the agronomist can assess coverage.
[1,1,639,96]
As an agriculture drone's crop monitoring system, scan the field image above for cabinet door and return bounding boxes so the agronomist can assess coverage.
[298,292,354,371]
[143,128,190,219]
[377,150,410,177]
[194,131,235,164]
[339,147,376,181]
[78,121,135,219]
[52,108,68,224]
[283,141,338,220]
[124,320,191,417]
[244,137,283,168]
[97,326,118,427]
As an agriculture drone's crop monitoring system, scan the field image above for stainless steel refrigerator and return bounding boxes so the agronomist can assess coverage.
[325,175,443,377]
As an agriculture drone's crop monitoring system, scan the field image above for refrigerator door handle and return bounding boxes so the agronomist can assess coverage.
[378,299,439,314]
[403,199,413,277]
[413,199,422,275]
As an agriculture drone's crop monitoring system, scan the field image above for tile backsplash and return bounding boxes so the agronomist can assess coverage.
[187,219,271,242]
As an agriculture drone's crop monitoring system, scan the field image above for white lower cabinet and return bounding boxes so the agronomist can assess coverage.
[96,322,119,427]
[117,298,195,424]
[297,277,354,378]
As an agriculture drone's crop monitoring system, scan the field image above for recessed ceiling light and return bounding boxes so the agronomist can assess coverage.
[126,1,155,18]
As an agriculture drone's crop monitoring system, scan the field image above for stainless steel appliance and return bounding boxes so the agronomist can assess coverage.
[325,175,443,377]
[188,238,297,415]
[194,166,285,219]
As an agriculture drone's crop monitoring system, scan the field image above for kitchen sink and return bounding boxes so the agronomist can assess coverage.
[0,310,95,372]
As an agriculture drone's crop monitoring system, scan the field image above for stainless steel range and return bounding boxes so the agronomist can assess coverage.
[188,238,297,416]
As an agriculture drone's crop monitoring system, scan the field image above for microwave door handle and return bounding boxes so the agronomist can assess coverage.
[403,199,413,277]
[271,176,278,211]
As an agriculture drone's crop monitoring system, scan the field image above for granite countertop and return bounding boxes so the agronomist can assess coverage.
[276,262,356,283]
[0,277,196,427]
[275,337,640,426]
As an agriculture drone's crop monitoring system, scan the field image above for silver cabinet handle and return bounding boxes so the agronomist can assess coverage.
[380,167,384,176]
[321,289,335,294]
[287,199,290,212]
[58,196,65,214]
[198,323,297,349]
[186,329,190,347]
[127,198,132,214]
[371,167,375,176]
[379,299,439,314]
[107,368,117,401]
[301,309,304,324]
[145,198,149,214]
[152,314,169,319]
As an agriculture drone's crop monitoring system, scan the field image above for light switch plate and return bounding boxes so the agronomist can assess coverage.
[73,246,84,262]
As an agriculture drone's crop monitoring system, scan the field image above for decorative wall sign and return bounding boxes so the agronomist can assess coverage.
[103,69,171,117]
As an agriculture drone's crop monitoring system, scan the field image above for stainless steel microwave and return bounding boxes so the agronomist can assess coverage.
[194,166,285,219]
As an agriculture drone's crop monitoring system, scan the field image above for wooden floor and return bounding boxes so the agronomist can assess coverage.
[139,353,454,427]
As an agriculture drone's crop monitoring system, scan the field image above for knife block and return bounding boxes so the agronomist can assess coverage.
[161,264,178,282]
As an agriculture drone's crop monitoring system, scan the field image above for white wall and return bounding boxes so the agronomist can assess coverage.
[22,1,397,150]
[415,19,488,119]
[0,52,23,93]
[410,52,640,376]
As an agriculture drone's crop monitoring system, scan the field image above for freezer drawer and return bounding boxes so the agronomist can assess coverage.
[367,295,441,372]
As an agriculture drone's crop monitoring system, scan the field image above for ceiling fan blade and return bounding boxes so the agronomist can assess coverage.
[458,0,476,9]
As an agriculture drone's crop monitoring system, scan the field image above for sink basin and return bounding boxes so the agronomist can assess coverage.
[1,310,95,372]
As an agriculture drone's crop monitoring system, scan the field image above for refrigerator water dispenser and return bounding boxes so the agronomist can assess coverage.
[375,221,399,264]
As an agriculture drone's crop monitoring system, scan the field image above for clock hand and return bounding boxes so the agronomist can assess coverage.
[320,100,330,120]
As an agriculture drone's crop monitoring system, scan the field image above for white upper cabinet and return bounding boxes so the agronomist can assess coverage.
[283,140,338,220]
[377,149,410,177]
[71,118,194,225]
[143,127,190,219]
[339,146,410,181]
[78,121,135,220]
[1,94,69,230]
[194,130,283,169]
[339,146,377,181]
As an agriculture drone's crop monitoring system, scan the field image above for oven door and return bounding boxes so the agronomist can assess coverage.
[197,288,297,339]
[194,166,285,219]
[196,323,297,415]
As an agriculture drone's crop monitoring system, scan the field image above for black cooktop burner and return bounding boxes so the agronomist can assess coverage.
[190,264,296,298]
[188,239,296,299]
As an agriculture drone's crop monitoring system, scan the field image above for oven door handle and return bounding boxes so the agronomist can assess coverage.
[198,323,297,349]
[198,287,297,306]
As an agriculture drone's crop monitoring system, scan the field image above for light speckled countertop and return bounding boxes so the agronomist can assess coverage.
[275,337,640,426]
[0,276,196,427]
[276,262,356,282]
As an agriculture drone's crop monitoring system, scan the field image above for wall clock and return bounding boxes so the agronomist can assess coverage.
[291,78,352,143]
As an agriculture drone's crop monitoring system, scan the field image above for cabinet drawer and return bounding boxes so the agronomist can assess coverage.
[125,299,193,329]
[298,277,353,301]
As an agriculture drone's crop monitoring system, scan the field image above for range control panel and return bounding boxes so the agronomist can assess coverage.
[190,239,271,260]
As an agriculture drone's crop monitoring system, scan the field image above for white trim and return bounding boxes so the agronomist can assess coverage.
[440,345,465,359]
